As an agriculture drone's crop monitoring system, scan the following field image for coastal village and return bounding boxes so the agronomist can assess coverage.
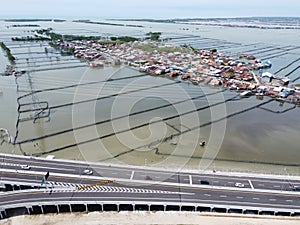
[54,39,300,104]
[2,37,300,105]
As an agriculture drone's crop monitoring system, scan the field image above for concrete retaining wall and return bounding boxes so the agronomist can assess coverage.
[1,201,300,220]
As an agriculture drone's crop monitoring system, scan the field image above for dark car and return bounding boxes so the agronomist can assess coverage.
[145,175,152,180]
[292,186,300,191]
[200,180,210,185]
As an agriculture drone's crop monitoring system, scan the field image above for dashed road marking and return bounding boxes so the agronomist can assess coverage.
[130,171,134,180]
[189,175,192,185]
[220,195,227,198]
[248,180,254,189]
[46,181,193,195]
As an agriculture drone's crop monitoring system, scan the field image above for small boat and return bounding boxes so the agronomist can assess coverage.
[199,141,206,147]
[170,141,177,145]
[240,91,252,97]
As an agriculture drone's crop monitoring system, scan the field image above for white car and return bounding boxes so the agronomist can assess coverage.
[20,165,31,170]
[235,182,245,188]
[82,169,93,175]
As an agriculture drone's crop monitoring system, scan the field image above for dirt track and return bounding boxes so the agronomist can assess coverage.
[1,212,300,225]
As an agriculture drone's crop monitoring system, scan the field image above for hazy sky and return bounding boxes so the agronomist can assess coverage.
[1,0,300,19]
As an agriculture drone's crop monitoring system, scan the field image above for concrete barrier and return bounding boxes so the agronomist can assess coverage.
[0,201,299,220]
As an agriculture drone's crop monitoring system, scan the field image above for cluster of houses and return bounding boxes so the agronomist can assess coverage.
[54,39,300,105]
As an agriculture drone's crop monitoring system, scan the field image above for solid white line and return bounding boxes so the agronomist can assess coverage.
[1,168,300,196]
[3,153,300,182]
[130,171,134,180]
[189,175,192,185]
[0,162,75,172]
[248,180,254,189]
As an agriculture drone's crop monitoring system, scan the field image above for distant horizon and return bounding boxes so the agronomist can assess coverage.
[1,16,300,21]
[1,0,300,20]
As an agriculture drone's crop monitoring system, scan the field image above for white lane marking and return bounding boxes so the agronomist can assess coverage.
[236,196,244,199]
[204,194,211,197]
[130,171,134,180]
[248,180,254,189]
[1,177,38,183]
[273,185,280,188]
[269,199,277,201]
[253,197,260,200]
[220,195,227,198]
[286,200,293,202]
[46,182,194,195]
[0,162,75,172]
[258,184,265,186]
[189,175,192,185]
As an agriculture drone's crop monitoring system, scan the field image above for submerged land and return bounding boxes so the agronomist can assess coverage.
[3,27,300,105]
[0,18,300,174]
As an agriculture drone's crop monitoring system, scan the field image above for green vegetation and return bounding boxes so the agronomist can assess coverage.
[98,36,140,45]
[295,84,300,87]
[135,43,191,54]
[36,28,102,41]
[11,24,40,27]
[146,32,162,41]
[12,36,51,41]
[0,42,16,64]
[109,36,139,42]
[48,42,74,56]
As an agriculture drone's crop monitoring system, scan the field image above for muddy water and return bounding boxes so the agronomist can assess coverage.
[0,20,300,175]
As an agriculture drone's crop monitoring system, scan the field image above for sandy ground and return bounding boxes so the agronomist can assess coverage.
[1,212,300,225]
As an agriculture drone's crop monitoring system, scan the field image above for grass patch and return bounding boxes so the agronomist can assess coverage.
[135,43,191,54]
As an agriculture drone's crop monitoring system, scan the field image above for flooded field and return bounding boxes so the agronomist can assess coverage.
[1,20,300,175]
